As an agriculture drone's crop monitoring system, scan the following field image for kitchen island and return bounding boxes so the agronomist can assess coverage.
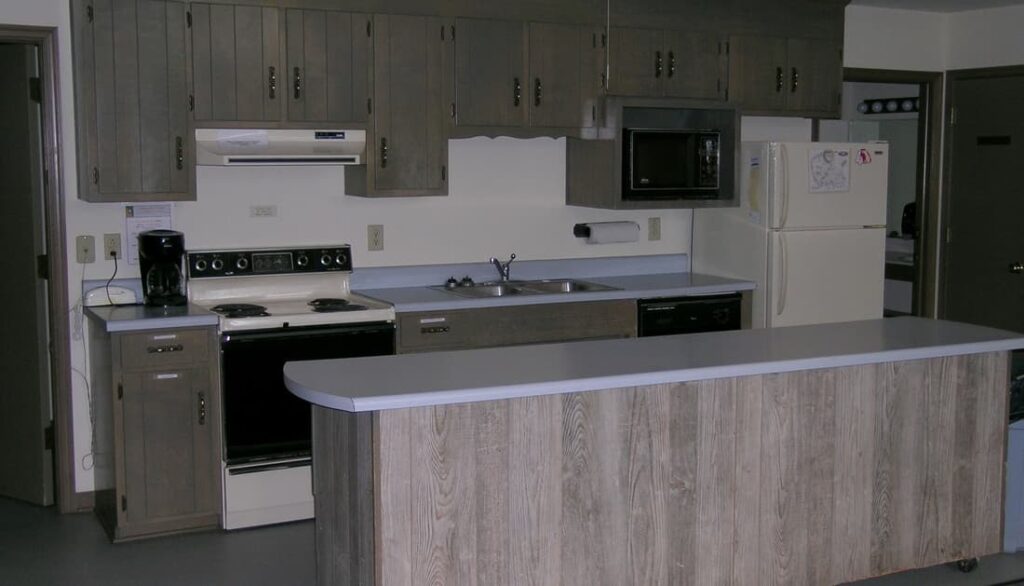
[285,317,1024,586]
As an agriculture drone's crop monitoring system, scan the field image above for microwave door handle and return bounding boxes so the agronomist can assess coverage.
[779,143,790,229]
[776,233,788,318]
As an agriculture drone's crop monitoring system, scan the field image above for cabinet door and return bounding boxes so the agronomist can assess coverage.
[607,27,662,97]
[454,18,527,127]
[73,0,192,202]
[120,368,217,527]
[370,15,449,194]
[190,3,280,122]
[727,35,788,112]
[285,9,370,124]
[528,22,585,128]
[661,30,725,100]
[786,38,842,116]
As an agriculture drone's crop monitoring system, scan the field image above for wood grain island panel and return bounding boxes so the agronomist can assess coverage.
[311,352,1009,586]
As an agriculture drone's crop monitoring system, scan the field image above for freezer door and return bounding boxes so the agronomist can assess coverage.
[767,142,889,230]
[768,228,885,328]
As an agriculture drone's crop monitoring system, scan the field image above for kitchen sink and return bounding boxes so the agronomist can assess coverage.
[433,279,619,298]
[518,279,619,294]
[437,283,525,298]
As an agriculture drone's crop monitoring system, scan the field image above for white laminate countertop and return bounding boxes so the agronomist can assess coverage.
[85,304,218,333]
[285,317,1024,413]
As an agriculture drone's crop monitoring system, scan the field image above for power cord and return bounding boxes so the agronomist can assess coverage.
[104,251,118,305]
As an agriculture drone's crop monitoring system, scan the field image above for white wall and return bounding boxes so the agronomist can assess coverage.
[843,5,948,71]
[946,5,1024,69]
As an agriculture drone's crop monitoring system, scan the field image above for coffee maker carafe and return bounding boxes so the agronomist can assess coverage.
[138,230,187,307]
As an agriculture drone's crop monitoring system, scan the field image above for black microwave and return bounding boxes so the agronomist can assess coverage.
[623,128,726,200]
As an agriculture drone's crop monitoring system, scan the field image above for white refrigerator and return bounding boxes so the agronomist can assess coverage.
[693,141,889,328]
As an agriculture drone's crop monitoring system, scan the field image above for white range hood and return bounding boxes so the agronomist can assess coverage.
[195,129,365,166]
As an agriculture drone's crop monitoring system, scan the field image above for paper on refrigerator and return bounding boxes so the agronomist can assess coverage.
[808,147,850,193]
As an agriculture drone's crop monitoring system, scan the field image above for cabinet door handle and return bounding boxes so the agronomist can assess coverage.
[380,137,388,168]
[667,51,676,77]
[293,66,302,99]
[175,136,183,170]
[791,67,799,93]
[655,50,663,78]
[198,392,207,426]
[268,66,277,99]
[147,343,184,354]
[534,77,542,107]
[513,77,521,107]
[776,66,784,92]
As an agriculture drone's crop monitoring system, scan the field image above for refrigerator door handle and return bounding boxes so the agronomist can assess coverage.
[776,233,788,317]
[779,143,790,229]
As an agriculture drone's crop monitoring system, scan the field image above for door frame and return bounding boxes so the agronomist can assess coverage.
[842,68,944,319]
[0,25,76,513]
[939,65,1024,320]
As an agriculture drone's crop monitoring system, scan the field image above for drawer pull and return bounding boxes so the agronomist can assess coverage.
[198,392,207,426]
[421,326,450,334]
[147,344,184,354]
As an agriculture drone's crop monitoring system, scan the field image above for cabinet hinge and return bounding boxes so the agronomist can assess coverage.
[441,165,446,182]
[592,104,596,122]
[601,33,606,48]
[36,254,48,280]
[121,495,127,512]
[188,94,194,112]
[450,25,455,40]
[86,5,94,23]
[367,97,372,115]
[186,11,191,28]
[441,25,445,40]
[117,382,123,400]
[450,102,456,119]
[44,422,54,451]
[724,87,729,101]
[366,20,371,37]
[725,41,730,55]
[92,167,99,185]
[600,72,607,90]
[29,77,42,103]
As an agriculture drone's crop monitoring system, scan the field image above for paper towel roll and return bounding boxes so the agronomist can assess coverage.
[575,221,640,244]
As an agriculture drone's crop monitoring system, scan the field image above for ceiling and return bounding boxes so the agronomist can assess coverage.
[849,0,1024,12]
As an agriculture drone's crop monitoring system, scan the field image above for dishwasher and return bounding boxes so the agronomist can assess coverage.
[637,292,743,337]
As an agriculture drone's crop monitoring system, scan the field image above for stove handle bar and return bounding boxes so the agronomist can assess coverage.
[221,322,395,344]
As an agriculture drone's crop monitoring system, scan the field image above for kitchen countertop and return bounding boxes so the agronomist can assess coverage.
[85,304,219,333]
[284,316,1024,412]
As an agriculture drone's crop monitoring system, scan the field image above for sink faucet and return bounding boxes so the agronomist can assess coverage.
[489,253,516,282]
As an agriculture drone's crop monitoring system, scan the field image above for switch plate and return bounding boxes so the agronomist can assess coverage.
[648,217,661,241]
[76,235,96,264]
[103,233,122,259]
[249,205,278,218]
[368,224,384,251]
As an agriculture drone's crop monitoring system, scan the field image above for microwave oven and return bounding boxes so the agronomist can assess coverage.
[622,128,725,200]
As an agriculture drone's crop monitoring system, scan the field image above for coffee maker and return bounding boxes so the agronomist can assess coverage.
[138,230,187,307]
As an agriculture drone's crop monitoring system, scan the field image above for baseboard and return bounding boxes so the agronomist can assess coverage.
[71,490,95,513]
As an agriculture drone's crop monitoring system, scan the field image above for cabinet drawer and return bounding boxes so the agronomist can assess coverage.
[119,329,210,370]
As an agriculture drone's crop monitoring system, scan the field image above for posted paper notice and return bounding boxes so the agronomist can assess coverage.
[125,204,173,265]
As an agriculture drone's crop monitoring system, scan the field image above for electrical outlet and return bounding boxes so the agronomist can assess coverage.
[76,235,96,264]
[103,233,122,259]
[648,217,661,241]
[249,205,278,218]
[367,224,384,251]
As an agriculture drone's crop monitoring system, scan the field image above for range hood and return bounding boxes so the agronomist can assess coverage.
[195,129,365,166]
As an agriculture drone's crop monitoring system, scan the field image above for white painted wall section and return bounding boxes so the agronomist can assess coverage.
[946,5,1024,69]
[843,5,948,71]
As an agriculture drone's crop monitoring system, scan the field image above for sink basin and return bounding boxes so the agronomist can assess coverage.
[432,279,619,298]
[519,279,619,294]
[435,283,526,298]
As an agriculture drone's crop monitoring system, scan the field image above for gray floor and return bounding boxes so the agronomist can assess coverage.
[3,497,1024,586]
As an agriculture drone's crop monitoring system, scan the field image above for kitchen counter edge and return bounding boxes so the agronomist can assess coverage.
[85,304,219,333]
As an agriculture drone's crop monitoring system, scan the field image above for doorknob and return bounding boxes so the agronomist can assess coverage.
[1010,262,1024,274]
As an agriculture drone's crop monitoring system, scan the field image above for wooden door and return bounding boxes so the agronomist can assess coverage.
[285,9,370,124]
[943,72,1024,333]
[190,3,280,122]
[74,0,192,202]
[727,35,787,112]
[606,27,662,96]
[528,22,584,128]
[454,18,527,128]
[786,38,841,116]
[120,368,217,526]
[370,15,449,194]
[661,30,725,100]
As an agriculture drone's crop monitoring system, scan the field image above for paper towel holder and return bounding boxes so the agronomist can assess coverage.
[573,224,592,238]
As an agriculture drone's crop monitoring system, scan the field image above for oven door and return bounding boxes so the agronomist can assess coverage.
[220,322,395,465]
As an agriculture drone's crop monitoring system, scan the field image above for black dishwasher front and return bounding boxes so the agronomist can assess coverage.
[637,293,742,337]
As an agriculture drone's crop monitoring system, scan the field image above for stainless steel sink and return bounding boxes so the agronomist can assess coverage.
[518,279,618,294]
[432,279,618,298]
[435,283,527,298]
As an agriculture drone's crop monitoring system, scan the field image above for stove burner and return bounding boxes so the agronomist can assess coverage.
[211,303,270,318]
[307,298,368,313]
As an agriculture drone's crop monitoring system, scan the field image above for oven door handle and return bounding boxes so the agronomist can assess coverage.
[222,323,394,343]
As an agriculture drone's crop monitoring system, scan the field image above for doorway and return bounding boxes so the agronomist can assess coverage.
[0,26,74,512]
[821,69,943,319]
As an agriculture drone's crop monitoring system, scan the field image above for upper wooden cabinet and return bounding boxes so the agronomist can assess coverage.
[346,14,452,197]
[72,0,194,202]
[453,18,527,128]
[528,22,602,129]
[607,28,726,101]
[728,35,842,117]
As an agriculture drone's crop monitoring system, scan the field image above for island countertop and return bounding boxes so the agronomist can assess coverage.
[284,316,1024,412]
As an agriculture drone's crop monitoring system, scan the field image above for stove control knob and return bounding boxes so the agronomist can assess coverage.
[211,258,224,271]
[335,253,348,266]
[296,254,309,267]
[194,259,208,272]
[320,254,333,267]
[236,257,249,270]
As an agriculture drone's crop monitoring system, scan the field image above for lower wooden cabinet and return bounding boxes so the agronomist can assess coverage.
[90,326,221,542]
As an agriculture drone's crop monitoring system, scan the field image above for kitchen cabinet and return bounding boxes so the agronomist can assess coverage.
[91,326,221,542]
[72,0,194,202]
[346,14,452,197]
[607,27,725,100]
[190,4,281,122]
[728,35,842,117]
[528,22,602,128]
[453,18,527,129]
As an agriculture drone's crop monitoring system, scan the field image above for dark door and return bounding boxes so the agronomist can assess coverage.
[0,43,53,505]
[943,72,1024,333]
